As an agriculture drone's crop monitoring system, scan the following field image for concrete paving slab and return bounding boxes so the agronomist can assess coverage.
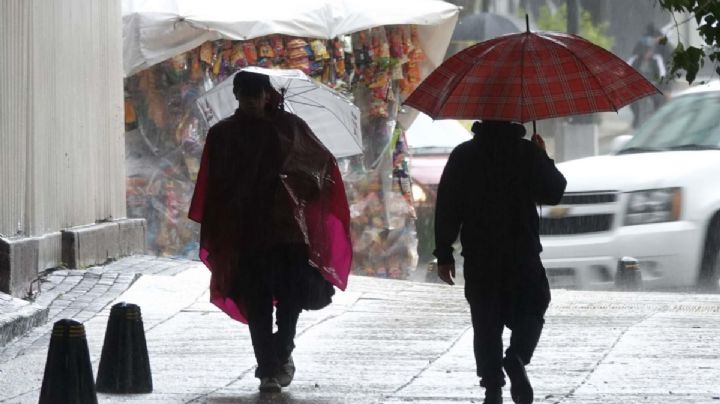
[2,256,720,403]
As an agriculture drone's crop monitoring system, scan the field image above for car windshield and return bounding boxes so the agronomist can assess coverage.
[618,91,720,154]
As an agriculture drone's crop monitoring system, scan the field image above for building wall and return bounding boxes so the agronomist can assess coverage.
[0,0,126,238]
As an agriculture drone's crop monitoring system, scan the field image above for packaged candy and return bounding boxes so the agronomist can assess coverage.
[243,41,258,65]
[286,38,311,73]
[190,49,203,80]
[124,99,138,132]
[270,35,285,58]
[199,41,213,65]
[230,43,247,67]
[353,31,371,67]
[219,40,233,77]
[212,52,222,76]
[310,39,330,60]
[169,54,188,82]
[409,26,426,62]
[256,39,275,58]
[388,27,404,59]
[209,41,223,76]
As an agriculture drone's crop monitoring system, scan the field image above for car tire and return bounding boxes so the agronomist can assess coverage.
[698,213,720,291]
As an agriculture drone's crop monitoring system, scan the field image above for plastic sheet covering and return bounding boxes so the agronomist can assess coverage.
[124,29,421,278]
[187,108,351,322]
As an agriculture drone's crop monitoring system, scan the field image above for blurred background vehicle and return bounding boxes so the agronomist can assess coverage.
[539,81,720,290]
[406,113,472,268]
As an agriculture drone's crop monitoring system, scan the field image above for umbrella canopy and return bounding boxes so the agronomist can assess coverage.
[196,67,363,158]
[404,30,661,122]
[452,12,529,42]
[122,0,459,77]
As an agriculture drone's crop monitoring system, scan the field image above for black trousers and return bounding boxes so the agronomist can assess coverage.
[463,253,551,388]
[240,244,306,379]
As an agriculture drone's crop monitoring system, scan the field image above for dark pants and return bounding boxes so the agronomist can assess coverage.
[464,253,551,388]
[241,244,306,379]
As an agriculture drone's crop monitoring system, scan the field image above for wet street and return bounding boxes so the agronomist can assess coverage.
[1,256,720,403]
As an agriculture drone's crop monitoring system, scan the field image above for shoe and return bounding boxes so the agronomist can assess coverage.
[258,377,281,393]
[275,355,296,387]
[483,386,503,404]
[502,355,533,404]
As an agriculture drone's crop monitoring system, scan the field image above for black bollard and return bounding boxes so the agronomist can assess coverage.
[39,319,98,404]
[95,302,153,393]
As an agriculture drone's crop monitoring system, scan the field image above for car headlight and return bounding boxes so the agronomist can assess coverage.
[624,188,682,226]
[411,183,427,203]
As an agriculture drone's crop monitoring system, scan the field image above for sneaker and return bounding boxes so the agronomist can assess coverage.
[258,377,281,393]
[483,386,503,404]
[275,355,296,387]
[502,355,533,404]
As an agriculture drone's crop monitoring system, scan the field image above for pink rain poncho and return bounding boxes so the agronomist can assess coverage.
[188,109,352,323]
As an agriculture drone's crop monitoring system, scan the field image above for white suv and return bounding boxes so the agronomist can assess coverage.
[540,81,720,290]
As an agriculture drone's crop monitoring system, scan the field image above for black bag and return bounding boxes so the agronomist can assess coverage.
[298,264,335,311]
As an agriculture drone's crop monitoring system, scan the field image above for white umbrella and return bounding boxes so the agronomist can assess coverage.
[196,67,363,158]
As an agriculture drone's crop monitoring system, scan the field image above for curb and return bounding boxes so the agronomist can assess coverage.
[0,293,49,346]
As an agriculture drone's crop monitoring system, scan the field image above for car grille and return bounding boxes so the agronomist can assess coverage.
[559,192,617,204]
[540,214,613,235]
[540,191,617,235]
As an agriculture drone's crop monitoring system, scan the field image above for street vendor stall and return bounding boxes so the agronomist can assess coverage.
[121,0,459,279]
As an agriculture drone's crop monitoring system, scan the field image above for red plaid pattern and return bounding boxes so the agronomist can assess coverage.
[404,31,660,122]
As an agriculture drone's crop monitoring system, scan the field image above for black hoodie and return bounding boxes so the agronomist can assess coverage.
[433,121,567,266]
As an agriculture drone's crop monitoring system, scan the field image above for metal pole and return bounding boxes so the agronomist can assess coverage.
[567,0,579,35]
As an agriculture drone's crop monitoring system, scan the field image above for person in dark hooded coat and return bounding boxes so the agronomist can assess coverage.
[433,121,566,404]
[189,71,351,393]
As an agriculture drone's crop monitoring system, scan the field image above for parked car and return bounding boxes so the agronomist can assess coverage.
[406,113,471,262]
[540,81,720,290]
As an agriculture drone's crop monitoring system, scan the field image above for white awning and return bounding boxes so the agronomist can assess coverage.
[122,0,459,77]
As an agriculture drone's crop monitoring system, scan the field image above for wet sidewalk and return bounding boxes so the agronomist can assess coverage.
[1,255,720,403]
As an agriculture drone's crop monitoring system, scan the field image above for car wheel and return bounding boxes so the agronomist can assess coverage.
[698,214,720,291]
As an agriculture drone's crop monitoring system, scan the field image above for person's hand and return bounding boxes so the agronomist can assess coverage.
[437,263,455,286]
[531,133,546,151]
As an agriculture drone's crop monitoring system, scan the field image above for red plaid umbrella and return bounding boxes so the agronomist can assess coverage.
[404,28,660,123]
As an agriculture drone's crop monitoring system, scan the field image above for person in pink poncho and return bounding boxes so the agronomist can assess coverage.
[188,71,352,393]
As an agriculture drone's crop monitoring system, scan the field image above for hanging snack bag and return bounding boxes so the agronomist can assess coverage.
[270,35,286,65]
[212,41,223,76]
[370,28,391,69]
[286,38,311,74]
[388,27,404,59]
[243,40,258,65]
[332,38,346,77]
[353,31,371,68]
[230,42,248,67]
[190,48,203,81]
[310,39,330,60]
[199,41,213,65]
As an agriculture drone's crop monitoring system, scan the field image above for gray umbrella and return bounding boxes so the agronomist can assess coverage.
[451,12,529,42]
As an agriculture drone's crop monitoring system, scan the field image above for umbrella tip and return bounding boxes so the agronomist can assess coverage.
[525,14,530,33]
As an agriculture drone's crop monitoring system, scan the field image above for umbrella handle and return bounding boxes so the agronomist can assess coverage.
[531,121,546,151]
[526,14,530,33]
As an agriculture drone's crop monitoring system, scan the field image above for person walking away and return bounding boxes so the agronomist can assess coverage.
[627,30,669,128]
[188,71,351,393]
[433,121,566,404]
